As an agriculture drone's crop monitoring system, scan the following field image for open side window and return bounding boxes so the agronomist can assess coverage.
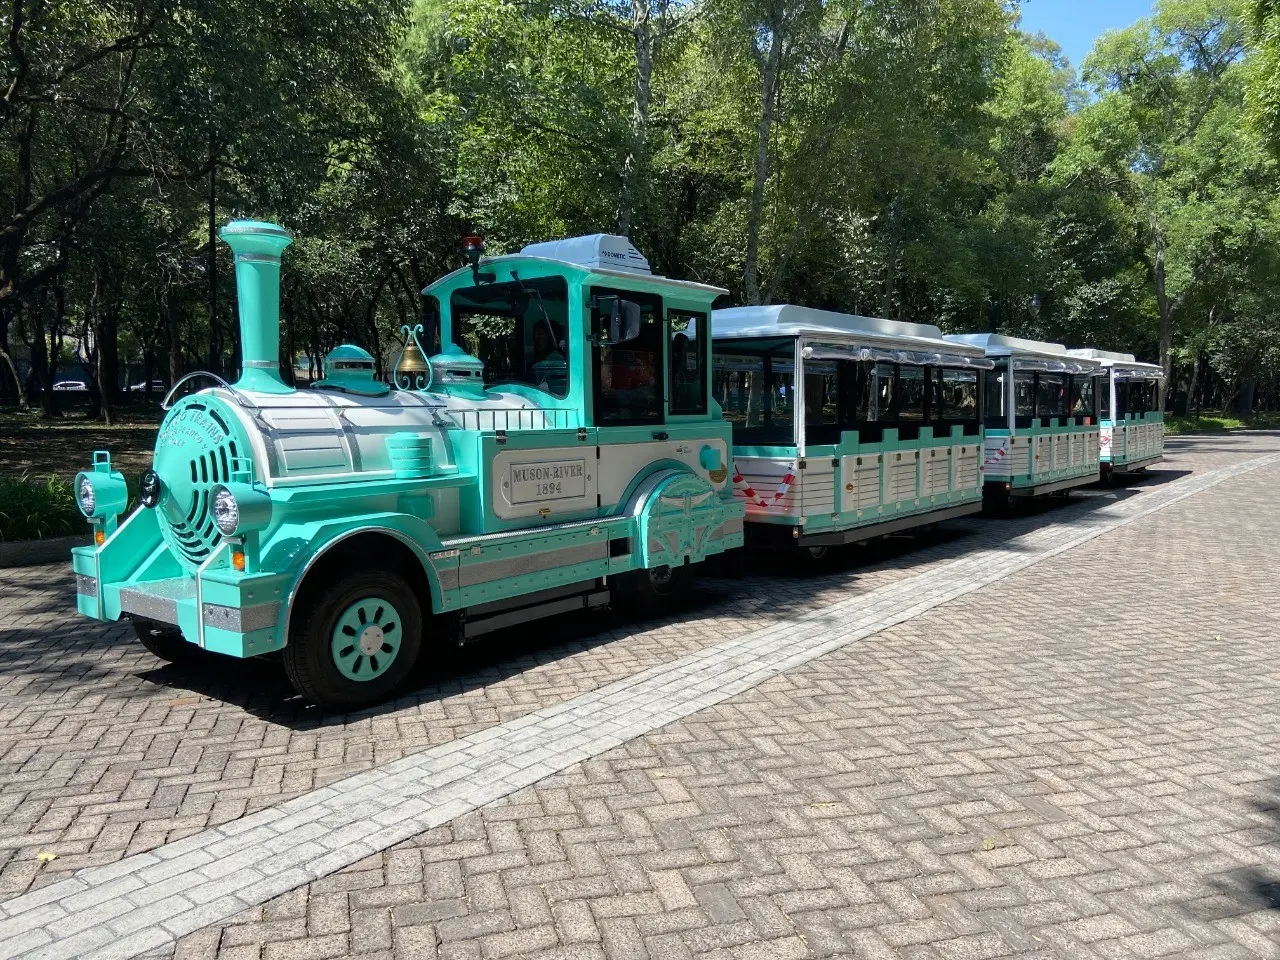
[1069,374,1098,425]
[712,339,796,445]
[933,367,982,436]
[1014,371,1036,429]
[1035,372,1068,426]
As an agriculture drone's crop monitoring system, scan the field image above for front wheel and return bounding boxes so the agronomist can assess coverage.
[284,570,423,709]
[612,563,695,612]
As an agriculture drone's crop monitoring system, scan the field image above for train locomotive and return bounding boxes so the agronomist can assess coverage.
[71,222,744,708]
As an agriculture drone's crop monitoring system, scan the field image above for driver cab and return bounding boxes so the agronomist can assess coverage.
[421,234,731,530]
[428,234,722,431]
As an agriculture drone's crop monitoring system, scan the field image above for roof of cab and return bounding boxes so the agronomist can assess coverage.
[424,234,728,299]
[945,332,1103,368]
[710,304,986,357]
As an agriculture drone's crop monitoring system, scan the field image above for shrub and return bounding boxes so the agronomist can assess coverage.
[0,474,84,542]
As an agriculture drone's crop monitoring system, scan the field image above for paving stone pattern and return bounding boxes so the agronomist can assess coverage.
[0,438,1262,905]
[176,445,1280,960]
[0,438,1274,958]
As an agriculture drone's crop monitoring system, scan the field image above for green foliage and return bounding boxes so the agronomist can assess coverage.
[0,475,82,542]
[3,0,1280,424]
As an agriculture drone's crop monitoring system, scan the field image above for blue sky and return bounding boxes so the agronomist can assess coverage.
[1017,0,1156,71]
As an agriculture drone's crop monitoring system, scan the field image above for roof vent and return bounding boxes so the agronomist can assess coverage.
[520,234,652,275]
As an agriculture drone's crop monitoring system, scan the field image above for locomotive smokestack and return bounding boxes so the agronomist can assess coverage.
[219,220,294,394]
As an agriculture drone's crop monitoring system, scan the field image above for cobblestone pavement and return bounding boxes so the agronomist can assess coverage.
[0,433,1278,959]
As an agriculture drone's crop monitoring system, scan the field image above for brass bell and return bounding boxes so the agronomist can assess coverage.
[396,338,429,376]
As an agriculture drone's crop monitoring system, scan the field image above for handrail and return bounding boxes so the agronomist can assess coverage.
[445,407,578,431]
[162,371,259,411]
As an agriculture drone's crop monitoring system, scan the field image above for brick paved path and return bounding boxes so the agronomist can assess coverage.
[0,433,1278,958]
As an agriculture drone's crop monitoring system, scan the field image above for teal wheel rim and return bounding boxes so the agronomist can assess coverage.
[330,597,403,682]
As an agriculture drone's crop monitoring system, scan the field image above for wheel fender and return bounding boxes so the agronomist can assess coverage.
[625,469,727,570]
[277,513,446,648]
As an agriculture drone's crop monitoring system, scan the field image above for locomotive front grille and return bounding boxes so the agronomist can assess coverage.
[154,399,245,568]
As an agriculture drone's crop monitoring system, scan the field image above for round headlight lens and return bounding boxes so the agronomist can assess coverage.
[212,487,239,535]
[78,476,96,517]
[139,469,162,508]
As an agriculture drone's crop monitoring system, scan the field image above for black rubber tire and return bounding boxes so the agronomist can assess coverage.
[283,569,424,709]
[612,563,695,612]
[797,544,840,570]
[130,616,205,665]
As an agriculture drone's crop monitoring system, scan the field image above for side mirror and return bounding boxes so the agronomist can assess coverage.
[597,295,643,344]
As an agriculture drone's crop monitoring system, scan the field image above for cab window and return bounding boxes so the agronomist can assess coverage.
[451,277,569,398]
[669,311,707,415]
[591,288,663,424]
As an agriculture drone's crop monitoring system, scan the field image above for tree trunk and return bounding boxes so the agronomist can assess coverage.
[0,306,27,410]
[617,0,654,237]
[1188,349,1201,418]
[881,198,901,320]
[92,270,119,425]
[1236,378,1256,418]
[743,23,784,307]
[165,286,182,387]
[1150,216,1174,407]
[41,283,65,417]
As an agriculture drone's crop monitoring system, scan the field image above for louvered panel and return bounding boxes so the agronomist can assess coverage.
[954,452,979,491]
[854,464,881,508]
[1034,436,1052,476]
[888,460,917,503]
[924,457,949,495]
[1010,445,1031,475]
[800,470,836,513]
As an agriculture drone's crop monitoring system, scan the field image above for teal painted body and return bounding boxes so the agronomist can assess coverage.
[730,427,985,542]
[72,226,743,691]
[1100,411,1165,468]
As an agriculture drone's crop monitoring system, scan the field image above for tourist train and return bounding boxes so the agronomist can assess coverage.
[71,226,1165,707]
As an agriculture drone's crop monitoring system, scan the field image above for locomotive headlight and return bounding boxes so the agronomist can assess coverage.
[213,488,240,535]
[78,476,96,517]
[209,482,272,538]
[75,453,128,523]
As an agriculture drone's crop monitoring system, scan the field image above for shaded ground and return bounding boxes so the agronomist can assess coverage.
[0,406,160,479]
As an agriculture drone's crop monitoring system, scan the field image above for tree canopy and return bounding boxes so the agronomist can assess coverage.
[3,0,1279,418]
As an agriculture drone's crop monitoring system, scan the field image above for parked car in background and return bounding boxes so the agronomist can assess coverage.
[128,380,168,393]
[52,380,88,392]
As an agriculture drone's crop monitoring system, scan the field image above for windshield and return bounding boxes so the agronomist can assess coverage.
[451,277,570,399]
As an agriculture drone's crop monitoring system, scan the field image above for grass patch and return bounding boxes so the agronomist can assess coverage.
[1166,412,1280,435]
[0,474,84,542]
